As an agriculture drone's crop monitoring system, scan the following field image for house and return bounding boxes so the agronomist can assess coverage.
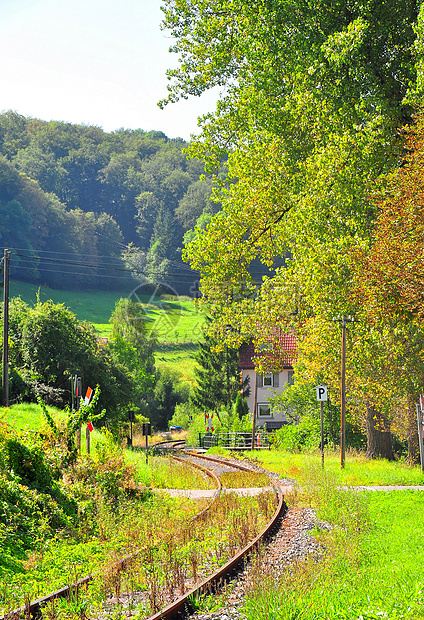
[239,331,297,430]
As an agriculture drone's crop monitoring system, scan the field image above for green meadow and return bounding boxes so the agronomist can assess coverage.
[9,280,204,380]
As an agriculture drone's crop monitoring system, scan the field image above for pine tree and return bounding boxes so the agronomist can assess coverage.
[191,331,250,413]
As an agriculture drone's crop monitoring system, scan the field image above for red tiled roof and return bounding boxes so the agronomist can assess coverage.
[239,332,297,370]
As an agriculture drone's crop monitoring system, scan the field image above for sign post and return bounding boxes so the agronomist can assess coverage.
[142,422,151,464]
[128,410,135,447]
[316,385,328,469]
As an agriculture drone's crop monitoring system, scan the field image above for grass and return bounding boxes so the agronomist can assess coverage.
[124,453,217,490]
[230,448,424,486]
[220,471,271,488]
[10,279,203,380]
[241,465,424,619]
[155,342,199,384]
[0,403,66,431]
[9,280,127,327]
[10,280,205,342]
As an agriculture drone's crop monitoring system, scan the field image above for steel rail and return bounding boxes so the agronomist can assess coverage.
[184,451,258,473]
[2,455,284,620]
[133,439,186,451]
[147,458,287,620]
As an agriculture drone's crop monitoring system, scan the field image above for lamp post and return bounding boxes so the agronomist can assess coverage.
[332,315,354,469]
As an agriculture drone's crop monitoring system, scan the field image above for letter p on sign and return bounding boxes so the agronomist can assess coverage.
[316,385,328,401]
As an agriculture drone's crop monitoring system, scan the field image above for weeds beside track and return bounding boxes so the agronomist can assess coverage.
[1,452,285,620]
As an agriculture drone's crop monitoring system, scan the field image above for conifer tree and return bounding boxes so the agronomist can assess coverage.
[191,330,250,414]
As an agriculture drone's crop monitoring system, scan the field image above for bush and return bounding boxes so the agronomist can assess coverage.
[271,418,321,452]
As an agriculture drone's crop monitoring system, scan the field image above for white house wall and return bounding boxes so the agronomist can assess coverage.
[242,369,292,427]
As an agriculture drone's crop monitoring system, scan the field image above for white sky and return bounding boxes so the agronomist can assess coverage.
[0,0,219,141]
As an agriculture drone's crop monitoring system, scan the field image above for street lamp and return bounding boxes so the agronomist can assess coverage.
[332,315,354,468]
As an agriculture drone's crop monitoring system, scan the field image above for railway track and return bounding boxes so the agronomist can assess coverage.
[147,452,287,620]
[2,451,287,620]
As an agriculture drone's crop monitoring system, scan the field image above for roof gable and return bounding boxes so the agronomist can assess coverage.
[239,331,297,370]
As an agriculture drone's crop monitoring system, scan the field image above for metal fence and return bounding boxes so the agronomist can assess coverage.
[198,431,271,450]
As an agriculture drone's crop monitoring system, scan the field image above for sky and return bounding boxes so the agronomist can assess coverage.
[0,0,219,141]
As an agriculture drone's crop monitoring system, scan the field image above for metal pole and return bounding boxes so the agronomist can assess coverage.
[320,400,324,469]
[251,373,258,450]
[341,318,346,469]
[2,249,10,407]
[145,433,148,465]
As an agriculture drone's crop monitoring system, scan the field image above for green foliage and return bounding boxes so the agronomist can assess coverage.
[108,297,156,415]
[191,325,249,413]
[0,421,77,561]
[150,367,189,430]
[0,112,216,291]
[170,0,423,461]
[169,401,191,429]
[7,298,131,423]
[233,392,249,419]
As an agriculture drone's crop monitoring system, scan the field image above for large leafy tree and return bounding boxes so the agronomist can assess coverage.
[351,112,424,461]
[162,0,422,457]
[108,298,156,415]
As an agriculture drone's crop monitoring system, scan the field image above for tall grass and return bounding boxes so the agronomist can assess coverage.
[125,453,216,490]
[242,464,424,619]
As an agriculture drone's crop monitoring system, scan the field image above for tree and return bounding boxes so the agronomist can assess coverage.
[191,327,250,414]
[150,368,180,430]
[108,298,156,415]
[351,112,424,462]
[163,0,422,459]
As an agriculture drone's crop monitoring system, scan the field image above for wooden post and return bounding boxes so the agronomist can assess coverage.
[2,249,10,407]
[417,404,424,472]
[86,424,90,455]
[76,377,82,453]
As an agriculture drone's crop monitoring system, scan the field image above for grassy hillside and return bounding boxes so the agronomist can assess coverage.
[10,280,204,340]
[9,280,203,380]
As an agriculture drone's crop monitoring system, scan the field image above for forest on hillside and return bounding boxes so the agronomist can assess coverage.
[0,111,222,293]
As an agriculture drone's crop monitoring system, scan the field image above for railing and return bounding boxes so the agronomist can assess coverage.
[198,431,271,450]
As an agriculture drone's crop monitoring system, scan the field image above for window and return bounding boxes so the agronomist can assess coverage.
[257,403,272,418]
[287,370,294,386]
[256,373,280,388]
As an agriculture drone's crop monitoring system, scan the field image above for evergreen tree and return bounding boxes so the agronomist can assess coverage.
[191,329,250,413]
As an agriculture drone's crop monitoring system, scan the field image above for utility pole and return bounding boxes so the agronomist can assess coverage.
[2,249,10,407]
[333,315,354,469]
[341,317,347,469]
[251,372,258,450]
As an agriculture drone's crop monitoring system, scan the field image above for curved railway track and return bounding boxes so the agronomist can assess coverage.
[147,451,287,620]
[2,451,287,620]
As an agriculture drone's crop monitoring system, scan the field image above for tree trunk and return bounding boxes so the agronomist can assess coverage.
[365,403,394,460]
[406,398,420,465]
